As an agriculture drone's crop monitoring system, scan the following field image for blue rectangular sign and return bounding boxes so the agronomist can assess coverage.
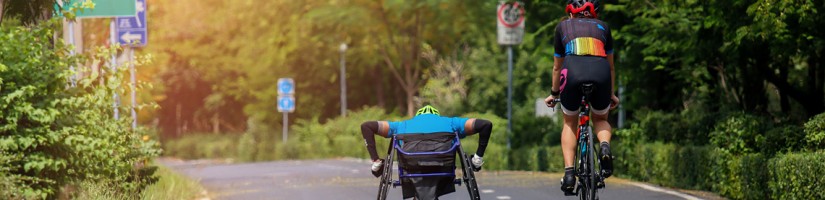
[115,0,147,47]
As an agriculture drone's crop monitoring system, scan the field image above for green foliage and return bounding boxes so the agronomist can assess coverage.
[508,145,564,172]
[0,19,159,198]
[139,164,205,200]
[804,113,825,149]
[761,125,805,155]
[768,151,825,200]
[162,133,240,160]
[710,113,768,155]
[162,108,514,170]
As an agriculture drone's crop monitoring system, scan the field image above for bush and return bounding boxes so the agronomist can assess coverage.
[162,133,240,159]
[710,112,768,155]
[804,113,825,149]
[613,142,725,191]
[768,151,825,200]
[0,19,159,199]
[508,145,564,172]
[761,125,805,155]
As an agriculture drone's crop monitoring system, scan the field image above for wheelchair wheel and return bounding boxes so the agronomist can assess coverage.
[377,145,395,200]
[458,149,480,200]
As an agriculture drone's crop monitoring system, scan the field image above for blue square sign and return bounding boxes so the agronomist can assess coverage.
[115,0,147,47]
[278,96,295,113]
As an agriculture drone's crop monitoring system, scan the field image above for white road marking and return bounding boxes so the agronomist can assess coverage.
[629,182,703,200]
[496,196,511,199]
[481,189,495,193]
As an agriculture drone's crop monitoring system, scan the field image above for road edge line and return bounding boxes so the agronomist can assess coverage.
[627,182,703,200]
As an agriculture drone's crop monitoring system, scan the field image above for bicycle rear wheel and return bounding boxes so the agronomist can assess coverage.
[458,147,480,200]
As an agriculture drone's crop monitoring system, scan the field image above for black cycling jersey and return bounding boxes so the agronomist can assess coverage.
[554,18,613,58]
[553,17,614,114]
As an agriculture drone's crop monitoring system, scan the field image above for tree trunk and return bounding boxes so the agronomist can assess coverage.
[0,0,5,25]
[374,65,385,107]
[779,63,789,112]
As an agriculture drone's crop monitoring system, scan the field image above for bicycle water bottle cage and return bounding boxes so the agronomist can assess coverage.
[581,83,595,95]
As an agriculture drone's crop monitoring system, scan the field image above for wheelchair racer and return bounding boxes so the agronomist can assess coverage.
[360,105,493,200]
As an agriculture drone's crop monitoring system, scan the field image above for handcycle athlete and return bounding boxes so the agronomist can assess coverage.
[544,0,618,197]
[361,105,493,200]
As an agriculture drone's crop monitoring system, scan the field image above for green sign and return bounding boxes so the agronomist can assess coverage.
[59,0,137,18]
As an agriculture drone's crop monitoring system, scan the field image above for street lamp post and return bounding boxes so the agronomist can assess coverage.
[339,43,348,117]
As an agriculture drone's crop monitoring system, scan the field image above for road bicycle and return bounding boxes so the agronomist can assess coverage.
[553,83,605,200]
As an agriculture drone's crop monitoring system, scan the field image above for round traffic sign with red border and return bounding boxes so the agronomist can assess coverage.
[498,2,525,28]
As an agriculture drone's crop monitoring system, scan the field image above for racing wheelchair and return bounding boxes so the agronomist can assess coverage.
[376,132,481,200]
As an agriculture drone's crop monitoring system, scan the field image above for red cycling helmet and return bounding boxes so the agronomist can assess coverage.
[565,0,599,18]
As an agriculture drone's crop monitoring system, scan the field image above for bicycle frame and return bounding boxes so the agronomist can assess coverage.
[555,84,603,200]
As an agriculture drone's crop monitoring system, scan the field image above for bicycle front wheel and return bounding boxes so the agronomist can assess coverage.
[586,126,598,200]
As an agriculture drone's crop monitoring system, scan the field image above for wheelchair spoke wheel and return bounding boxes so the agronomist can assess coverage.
[377,147,395,200]
[458,148,480,200]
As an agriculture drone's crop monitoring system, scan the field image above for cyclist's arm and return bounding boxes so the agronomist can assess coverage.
[360,121,390,161]
[463,118,493,157]
[552,58,564,92]
[552,25,565,93]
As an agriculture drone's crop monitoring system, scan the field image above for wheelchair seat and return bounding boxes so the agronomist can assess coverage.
[395,132,458,173]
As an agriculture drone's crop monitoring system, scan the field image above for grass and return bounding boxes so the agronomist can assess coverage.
[69,163,206,200]
[140,164,206,200]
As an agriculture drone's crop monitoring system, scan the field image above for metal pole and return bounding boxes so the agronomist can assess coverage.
[67,20,77,87]
[507,45,513,149]
[130,48,137,129]
[618,82,625,129]
[282,112,288,144]
[110,20,119,120]
[340,44,347,117]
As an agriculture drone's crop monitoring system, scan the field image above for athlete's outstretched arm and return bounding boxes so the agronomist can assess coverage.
[464,119,493,157]
[360,121,389,161]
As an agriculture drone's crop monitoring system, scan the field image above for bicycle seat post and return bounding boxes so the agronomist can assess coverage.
[581,83,595,101]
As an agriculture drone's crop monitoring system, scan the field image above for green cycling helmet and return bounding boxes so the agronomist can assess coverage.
[415,105,440,116]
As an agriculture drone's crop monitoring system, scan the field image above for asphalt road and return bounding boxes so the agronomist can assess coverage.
[159,158,703,200]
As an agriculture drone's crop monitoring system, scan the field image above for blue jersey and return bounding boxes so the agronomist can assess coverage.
[387,114,470,138]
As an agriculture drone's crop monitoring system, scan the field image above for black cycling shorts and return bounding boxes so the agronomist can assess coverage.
[559,55,611,115]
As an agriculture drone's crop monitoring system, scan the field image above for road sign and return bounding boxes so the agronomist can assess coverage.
[497,1,526,45]
[278,78,295,95]
[277,96,296,113]
[116,0,147,46]
[58,0,137,18]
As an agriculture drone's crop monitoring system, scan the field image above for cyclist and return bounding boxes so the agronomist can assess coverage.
[543,0,619,195]
[361,105,493,200]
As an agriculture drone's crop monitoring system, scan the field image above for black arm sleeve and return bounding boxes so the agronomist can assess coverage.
[472,119,493,157]
[361,121,380,161]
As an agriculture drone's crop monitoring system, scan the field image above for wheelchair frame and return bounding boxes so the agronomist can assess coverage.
[376,132,481,200]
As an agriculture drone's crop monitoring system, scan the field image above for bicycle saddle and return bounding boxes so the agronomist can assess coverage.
[581,83,595,95]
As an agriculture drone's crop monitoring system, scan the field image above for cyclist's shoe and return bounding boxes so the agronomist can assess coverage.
[470,154,483,172]
[371,159,384,178]
[600,142,613,178]
[560,167,576,196]
[596,177,606,189]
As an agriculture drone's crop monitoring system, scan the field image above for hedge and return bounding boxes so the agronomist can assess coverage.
[769,151,825,200]
[614,142,825,200]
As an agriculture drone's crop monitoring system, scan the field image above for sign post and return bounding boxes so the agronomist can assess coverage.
[114,0,147,129]
[278,78,296,144]
[58,0,141,120]
[497,1,525,150]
